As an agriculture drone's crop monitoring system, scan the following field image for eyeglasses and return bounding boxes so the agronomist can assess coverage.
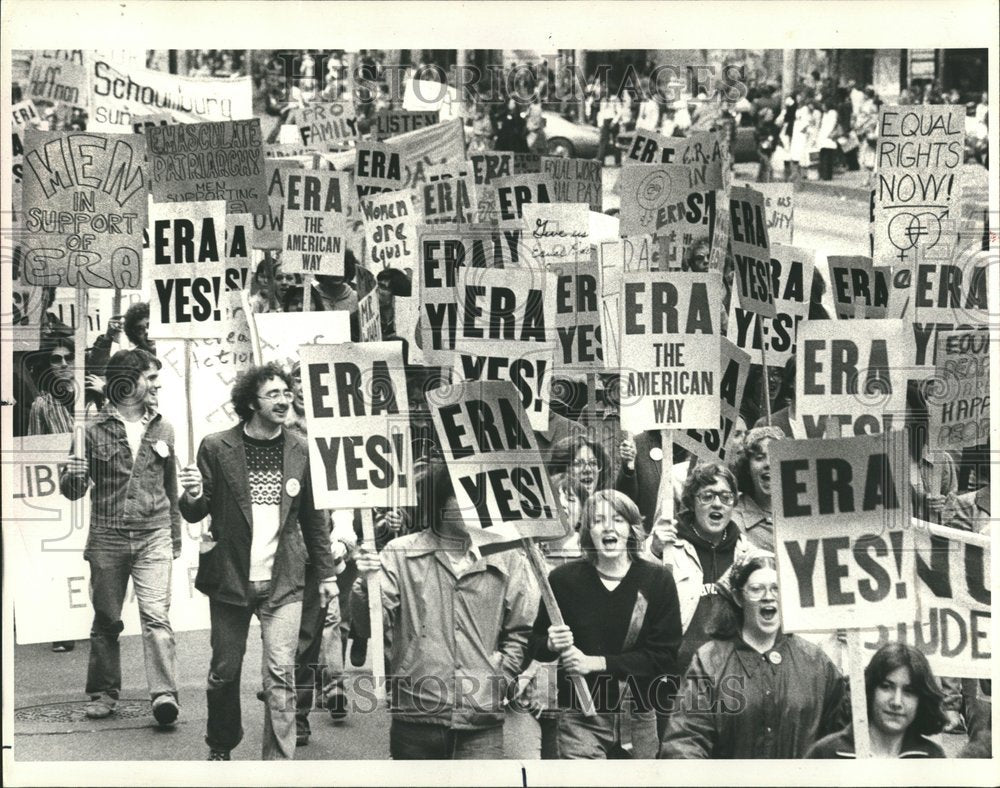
[696,490,735,505]
[742,583,779,601]
[257,390,295,402]
[571,460,602,472]
[50,354,74,365]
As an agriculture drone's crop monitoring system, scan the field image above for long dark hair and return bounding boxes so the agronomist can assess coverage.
[864,643,946,737]
[577,490,645,564]
[707,554,778,640]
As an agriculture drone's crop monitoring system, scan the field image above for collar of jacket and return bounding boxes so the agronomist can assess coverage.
[97,402,157,426]
[831,726,940,758]
[734,492,771,530]
[398,529,512,576]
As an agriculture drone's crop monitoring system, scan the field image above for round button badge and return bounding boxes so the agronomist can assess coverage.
[285,478,301,498]
[649,447,664,462]
[768,650,782,665]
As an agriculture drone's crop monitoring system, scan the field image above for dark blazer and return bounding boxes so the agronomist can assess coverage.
[179,424,335,608]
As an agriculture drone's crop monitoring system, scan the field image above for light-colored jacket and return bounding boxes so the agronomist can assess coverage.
[646,531,753,632]
[351,529,539,729]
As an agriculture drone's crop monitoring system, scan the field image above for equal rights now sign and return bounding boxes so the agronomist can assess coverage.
[429,380,567,555]
[772,432,915,633]
[299,342,414,510]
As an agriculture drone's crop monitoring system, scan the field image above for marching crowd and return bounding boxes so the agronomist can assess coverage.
[11,52,991,764]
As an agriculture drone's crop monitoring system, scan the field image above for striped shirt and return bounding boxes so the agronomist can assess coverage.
[28,392,74,435]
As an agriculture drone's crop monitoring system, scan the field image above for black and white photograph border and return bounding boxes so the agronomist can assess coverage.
[1,1,998,786]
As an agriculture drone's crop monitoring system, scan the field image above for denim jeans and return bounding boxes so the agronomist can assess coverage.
[84,527,177,700]
[295,570,344,735]
[557,708,659,759]
[389,718,504,760]
[206,581,302,759]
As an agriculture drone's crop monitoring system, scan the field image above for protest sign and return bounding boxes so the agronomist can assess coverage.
[521,203,590,268]
[428,380,568,553]
[513,152,542,174]
[360,190,417,270]
[418,173,478,224]
[470,151,513,185]
[299,342,413,510]
[772,431,914,632]
[251,159,301,250]
[250,307,351,371]
[11,99,40,223]
[625,129,725,189]
[7,432,213,643]
[355,140,406,197]
[861,522,990,679]
[225,212,252,272]
[796,319,912,437]
[618,163,698,237]
[384,118,467,190]
[908,246,989,326]
[452,266,557,432]
[872,105,965,269]
[617,271,724,431]
[545,229,603,371]
[287,101,358,148]
[146,119,267,214]
[828,256,890,319]
[281,170,348,275]
[373,109,439,141]
[21,128,147,289]
[25,50,89,109]
[624,127,687,165]
[87,55,253,132]
[754,181,794,245]
[541,156,602,212]
[402,77,461,121]
[146,200,239,339]
[730,243,815,367]
[729,185,775,318]
[492,173,556,228]
[927,329,989,451]
[357,289,383,343]
[675,338,752,464]
[418,225,522,364]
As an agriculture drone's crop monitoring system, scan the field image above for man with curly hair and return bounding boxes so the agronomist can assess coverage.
[178,363,337,760]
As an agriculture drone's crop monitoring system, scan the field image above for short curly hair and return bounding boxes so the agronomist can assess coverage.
[123,301,150,346]
[230,363,292,423]
[865,643,946,737]
[680,461,739,513]
[730,426,784,495]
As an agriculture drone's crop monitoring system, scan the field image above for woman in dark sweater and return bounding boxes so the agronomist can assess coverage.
[533,490,682,759]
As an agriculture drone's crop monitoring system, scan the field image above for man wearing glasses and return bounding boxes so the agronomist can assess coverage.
[178,363,337,760]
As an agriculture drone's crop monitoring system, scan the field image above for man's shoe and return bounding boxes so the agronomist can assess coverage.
[350,638,368,667]
[152,695,179,727]
[326,688,348,722]
[296,731,310,747]
[84,694,117,719]
[51,641,75,652]
[207,749,231,761]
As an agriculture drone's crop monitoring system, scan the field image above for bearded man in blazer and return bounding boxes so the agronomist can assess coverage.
[179,363,336,761]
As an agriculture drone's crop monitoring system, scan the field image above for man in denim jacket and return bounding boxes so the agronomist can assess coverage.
[60,348,182,726]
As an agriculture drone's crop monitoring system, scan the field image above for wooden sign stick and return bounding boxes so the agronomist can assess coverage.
[521,539,597,717]
[360,507,386,698]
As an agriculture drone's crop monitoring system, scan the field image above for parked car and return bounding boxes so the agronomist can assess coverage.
[541,111,601,159]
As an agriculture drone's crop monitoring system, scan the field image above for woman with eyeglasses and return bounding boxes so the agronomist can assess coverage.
[549,435,612,499]
[648,462,752,674]
[660,554,847,759]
